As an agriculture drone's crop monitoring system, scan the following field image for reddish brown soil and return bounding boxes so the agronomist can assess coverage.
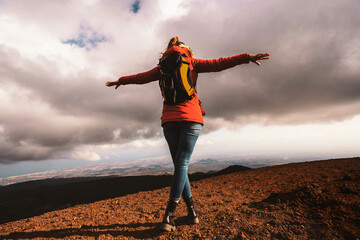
[0,158,359,240]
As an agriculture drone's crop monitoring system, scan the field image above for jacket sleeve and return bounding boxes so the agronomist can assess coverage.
[118,67,161,85]
[192,53,250,73]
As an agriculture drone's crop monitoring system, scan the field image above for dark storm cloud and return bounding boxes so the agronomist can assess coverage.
[0,46,162,163]
[157,0,360,129]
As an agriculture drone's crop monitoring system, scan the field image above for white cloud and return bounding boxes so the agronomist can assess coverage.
[71,151,101,162]
[125,138,165,149]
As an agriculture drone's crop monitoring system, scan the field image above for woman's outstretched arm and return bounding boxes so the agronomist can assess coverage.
[106,66,161,89]
[193,53,269,73]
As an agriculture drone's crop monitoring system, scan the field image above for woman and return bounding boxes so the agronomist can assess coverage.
[106,36,269,232]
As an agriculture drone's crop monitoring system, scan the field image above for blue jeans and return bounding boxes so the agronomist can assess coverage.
[163,121,202,201]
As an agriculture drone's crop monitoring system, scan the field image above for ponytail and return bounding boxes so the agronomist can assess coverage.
[166,36,193,57]
[167,36,180,50]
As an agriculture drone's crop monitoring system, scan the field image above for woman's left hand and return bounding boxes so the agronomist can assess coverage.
[249,53,270,66]
[106,80,121,89]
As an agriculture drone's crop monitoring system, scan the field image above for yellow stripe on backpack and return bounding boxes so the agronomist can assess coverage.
[179,56,195,97]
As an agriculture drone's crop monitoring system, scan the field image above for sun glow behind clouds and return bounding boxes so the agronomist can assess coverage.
[75,114,360,168]
[195,115,360,159]
[158,0,188,19]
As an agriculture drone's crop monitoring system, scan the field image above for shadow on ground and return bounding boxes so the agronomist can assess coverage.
[0,222,165,240]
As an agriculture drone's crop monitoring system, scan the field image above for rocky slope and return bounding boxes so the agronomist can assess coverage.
[0,158,359,239]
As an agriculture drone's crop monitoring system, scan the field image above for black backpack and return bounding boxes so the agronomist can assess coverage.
[158,51,195,105]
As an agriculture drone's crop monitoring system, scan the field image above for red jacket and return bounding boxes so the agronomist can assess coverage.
[118,46,250,125]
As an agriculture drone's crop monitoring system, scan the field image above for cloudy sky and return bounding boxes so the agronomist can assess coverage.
[0,0,359,178]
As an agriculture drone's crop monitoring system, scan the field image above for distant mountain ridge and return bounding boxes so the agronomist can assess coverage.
[0,164,251,224]
[0,157,268,186]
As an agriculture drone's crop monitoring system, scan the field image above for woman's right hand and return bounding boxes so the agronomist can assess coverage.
[249,53,270,66]
[106,80,121,89]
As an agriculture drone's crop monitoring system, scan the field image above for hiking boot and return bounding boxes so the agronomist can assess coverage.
[160,199,178,231]
[184,196,199,224]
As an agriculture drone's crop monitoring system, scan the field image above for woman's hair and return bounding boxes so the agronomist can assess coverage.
[166,36,193,56]
[167,36,181,49]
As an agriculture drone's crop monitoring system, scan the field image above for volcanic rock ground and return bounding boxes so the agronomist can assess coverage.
[0,158,359,240]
